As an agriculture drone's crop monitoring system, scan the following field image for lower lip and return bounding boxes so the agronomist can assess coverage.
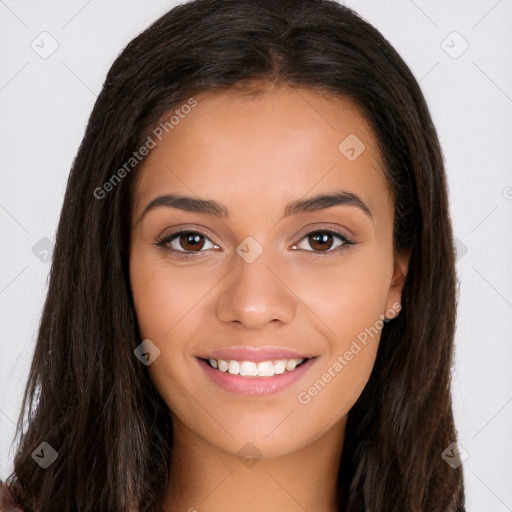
[196,357,317,396]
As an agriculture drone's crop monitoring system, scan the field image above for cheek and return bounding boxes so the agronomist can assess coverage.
[129,249,210,341]
[288,245,391,342]
[288,249,388,409]
[129,251,206,408]
[128,246,228,391]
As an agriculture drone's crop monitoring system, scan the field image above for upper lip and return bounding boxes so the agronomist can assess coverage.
[197,345,315,362]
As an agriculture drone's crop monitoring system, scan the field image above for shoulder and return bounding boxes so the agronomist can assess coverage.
[0,480,25,511]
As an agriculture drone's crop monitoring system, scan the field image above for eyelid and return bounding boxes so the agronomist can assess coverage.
[290,228,354,257]
[154,228,219,256]
[154,226,355,257]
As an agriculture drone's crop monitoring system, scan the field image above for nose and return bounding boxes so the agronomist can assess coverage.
[215,246,296,329]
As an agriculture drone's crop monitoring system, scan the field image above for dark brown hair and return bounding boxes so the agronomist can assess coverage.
[5,0,465,510]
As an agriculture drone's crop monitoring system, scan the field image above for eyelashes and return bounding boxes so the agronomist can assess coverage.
[155,230,220,256]
[154,228,355,258]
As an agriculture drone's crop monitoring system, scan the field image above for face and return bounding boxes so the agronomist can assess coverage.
[129,84,409,459]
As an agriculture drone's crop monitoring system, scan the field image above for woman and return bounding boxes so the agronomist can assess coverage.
[2,0,465,510]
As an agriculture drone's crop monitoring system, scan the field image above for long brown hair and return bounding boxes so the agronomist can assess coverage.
[5,0,465,510]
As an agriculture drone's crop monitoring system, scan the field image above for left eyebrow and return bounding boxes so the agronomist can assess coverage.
[135,189,373,224]
[283,190,373,221]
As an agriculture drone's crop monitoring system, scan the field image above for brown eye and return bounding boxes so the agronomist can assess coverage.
[308,232,335,252]
[292,230,354,256]
[178,232,206,251]
[155,230,219,255]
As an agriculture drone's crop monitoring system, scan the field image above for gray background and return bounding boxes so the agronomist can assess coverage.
[1,1,511,510]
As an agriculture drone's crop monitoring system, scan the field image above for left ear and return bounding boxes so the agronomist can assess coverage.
[384,248,411,319]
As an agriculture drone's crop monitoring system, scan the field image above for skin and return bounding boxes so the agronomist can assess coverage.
[129,82,410,512]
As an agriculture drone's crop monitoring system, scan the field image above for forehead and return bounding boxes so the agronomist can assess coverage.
[132,84,391,219]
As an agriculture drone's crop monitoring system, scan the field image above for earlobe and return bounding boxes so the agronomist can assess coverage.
[393,248,411,287]
[385,249,411,319]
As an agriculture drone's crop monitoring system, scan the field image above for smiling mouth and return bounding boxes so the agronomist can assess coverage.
[198,356,314,378]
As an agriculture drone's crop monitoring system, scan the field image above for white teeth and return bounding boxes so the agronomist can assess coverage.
[273,360,286,375]
[240,361,258,376]
[257,361,274,376]
[207,358,306,377]
[228,360,240,375]
[286,359,298,371]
